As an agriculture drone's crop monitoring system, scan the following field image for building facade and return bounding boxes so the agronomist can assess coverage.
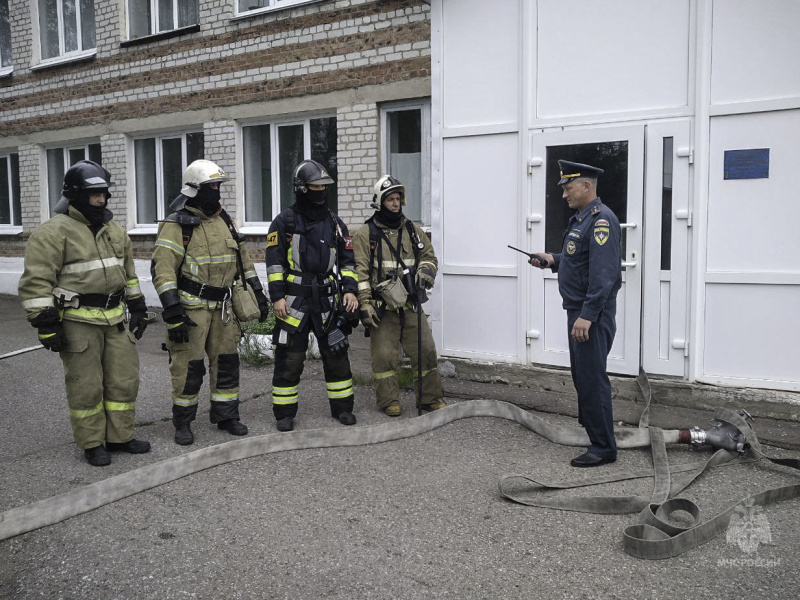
[0,0,432,262]
[427,0,800,393]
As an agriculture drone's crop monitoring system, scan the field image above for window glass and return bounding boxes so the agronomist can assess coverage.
[63,0,78,53]
[310,117,338,213]
[68,147,85,166]
[135,139,157,224]
[386,109,422,222]
[46,148,65,212]
[134,132,204,225]
[660,138,673,271]
[158,0,173,32]
[0,0,12,68]
[544,142,629,260]
[178,0,198,28]
[128,0,151,38]
[88,143,102,164]
[79,0,95,50]
[39,0,60,60]
[0,154,21,226]
[278,125,303,212]
[0,157,9,224]
[243,124,273,222]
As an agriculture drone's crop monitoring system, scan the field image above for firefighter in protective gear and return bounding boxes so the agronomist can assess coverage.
[151,159,267,446]
[266,159,359,432]
[352,175,446,417]
[18,160,151,467]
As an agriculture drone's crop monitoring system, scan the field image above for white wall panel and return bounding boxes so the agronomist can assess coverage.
[441,275,517,357]
[703,284,800,383]
[711,0,800,105]
[536,0,691,118]
[441,0,519,128]
[442,134,518,267]
[707,111,800,272]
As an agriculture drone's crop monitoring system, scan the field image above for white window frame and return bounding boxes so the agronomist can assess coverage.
[126,0,199,39]
[45,142,102,216]
[131,130,204,232]
[0,0,12,76]
[0,150,21,232]
[380,99,432,227]
[240,112,337,232]
[233,0,322,19]
[34,0,96,67]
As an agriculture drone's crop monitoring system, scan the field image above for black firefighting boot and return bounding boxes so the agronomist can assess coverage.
[273,402,298,432]
[172,405,198,446]
[211,399,248,436]
[84,445,111,467]
[218,419,248,435]
[329,398,356,426]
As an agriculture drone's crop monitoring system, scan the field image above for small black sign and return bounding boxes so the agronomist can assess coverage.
[724,148,770,180]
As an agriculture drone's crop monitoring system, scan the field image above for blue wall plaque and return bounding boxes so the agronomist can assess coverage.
[724,148,770,180]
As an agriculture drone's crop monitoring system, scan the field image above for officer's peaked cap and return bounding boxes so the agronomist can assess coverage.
[558,160,604,185]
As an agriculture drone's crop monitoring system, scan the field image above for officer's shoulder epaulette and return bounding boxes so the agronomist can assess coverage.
[590,206,601,216]
[164,211,201,226]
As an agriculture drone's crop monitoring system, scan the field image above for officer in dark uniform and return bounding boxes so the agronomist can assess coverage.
[530,160,622,467]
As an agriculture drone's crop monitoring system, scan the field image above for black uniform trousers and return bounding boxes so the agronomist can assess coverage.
[271,318,354,421]
[567,308,618,460]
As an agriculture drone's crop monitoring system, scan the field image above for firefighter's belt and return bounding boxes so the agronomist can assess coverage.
[284,279,335,298]
[76,289,125,308]
[1,400,797,559]
[178,276,231,301]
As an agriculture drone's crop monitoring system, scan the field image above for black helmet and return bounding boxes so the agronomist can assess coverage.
[293,159,334,193]
[54,160,114,214]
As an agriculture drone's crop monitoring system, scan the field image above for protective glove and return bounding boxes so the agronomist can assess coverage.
[416,267,436,290]
[30,307,68,352]
[327,327,349,355]
[360,304,381,330]
[162,305,197,344]
[254,288,271,323]
[126,297,149,340]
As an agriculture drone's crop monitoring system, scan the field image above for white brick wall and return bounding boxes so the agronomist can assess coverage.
[336,103,379,227]
[18,145,41,231]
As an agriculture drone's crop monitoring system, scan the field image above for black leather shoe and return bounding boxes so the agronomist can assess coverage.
[337,412,356,426]
[570,451,616,468]
[84,445,111,467]
[106,439,151,454]
[217,419,248,436]
[174,424,194,446]
[276,417,295,432]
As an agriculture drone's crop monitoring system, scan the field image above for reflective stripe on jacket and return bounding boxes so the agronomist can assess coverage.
[352,215,438,308]
[152,206,258,310]
[266,208,357,332]
[18,206,142,325]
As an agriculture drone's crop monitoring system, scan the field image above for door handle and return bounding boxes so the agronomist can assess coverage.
[621,261,637,268]
[620,222,637,229]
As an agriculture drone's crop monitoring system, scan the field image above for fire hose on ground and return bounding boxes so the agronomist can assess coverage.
[0,386,798,559]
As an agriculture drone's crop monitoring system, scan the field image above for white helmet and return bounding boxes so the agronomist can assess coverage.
[180,160,229,198]
[372,175,405,206]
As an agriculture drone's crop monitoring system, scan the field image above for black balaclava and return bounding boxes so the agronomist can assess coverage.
[374,197,403,229]
[71,191,110,234]
[292,187,329,222]
[189,184,222,217]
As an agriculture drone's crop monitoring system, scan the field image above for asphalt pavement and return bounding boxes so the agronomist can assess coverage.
[1,293,799,599]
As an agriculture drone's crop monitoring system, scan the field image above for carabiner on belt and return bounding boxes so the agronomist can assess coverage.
[220,288,232,323]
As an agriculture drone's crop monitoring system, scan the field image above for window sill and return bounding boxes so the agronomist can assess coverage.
[239,225,271,235]
[31,49,97,72]
[0,66,12,79]
[231,0,321,22]
[0,226,23,235]
[120,24,201,49]
[127,227,158,236]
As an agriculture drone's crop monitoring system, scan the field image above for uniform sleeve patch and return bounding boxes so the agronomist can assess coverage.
[344,236,353,250]
[593,227,610,246]
[595,219,609,227]
[266,231,278,248]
